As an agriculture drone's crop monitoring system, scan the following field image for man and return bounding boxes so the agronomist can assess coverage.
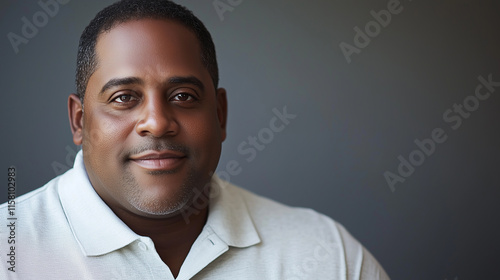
[0,0,389,279]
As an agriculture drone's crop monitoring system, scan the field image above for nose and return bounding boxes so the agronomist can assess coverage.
[135,94,178,137]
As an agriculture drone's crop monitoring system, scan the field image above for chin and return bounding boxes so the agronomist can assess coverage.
[129,191,193,217]
[125,180,196,217]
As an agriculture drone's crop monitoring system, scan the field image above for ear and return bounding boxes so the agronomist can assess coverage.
[68,94,84,145]
[216,88,228,142]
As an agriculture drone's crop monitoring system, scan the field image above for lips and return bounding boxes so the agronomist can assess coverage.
[129,150,186,171]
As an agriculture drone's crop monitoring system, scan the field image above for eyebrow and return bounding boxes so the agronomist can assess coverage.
[167,76,205,91]
[99,76,205,95]
[99,77,143,95]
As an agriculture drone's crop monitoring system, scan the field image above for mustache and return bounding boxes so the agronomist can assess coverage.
[125,140,191,158]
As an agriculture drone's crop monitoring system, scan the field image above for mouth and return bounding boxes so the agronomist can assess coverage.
[129,150,187,171]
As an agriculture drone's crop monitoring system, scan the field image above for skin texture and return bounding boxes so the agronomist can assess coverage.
[68,19,227,277]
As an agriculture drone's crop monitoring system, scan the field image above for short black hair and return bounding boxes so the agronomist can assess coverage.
[76,0,219,101]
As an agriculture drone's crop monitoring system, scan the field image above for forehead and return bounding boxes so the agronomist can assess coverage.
[88,19,206,90]
[97,18,201,57]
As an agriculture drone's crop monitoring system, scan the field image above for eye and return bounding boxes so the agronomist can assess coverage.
[172,92,196,102]
[112,94,137,104]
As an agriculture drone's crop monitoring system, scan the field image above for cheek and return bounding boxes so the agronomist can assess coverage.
[183,109,221,139]
[179,110,222,157]
[82,113,134,157]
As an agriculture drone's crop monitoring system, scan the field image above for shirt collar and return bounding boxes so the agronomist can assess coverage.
[58,150,139,256]
[58,150,260,256]
[204,175,261,248]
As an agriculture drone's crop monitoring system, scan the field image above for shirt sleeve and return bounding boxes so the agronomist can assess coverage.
[334,221,391,280]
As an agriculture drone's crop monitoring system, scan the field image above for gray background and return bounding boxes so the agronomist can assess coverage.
[1,0,499,279]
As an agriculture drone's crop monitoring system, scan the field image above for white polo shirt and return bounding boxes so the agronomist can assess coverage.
[0,151,389,279]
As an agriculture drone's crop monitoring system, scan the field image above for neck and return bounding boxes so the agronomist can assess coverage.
[120,205,208,239]
[111,198,210,278]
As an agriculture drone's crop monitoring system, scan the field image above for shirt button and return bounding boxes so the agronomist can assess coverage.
[138,241,148,251]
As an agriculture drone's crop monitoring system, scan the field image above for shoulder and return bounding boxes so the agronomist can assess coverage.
[0,175,70,245]
[227,182,390,279]
[0,175,62,217]
[232,183,345,237]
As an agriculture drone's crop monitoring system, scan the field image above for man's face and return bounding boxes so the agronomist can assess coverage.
[71,19,227,218]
